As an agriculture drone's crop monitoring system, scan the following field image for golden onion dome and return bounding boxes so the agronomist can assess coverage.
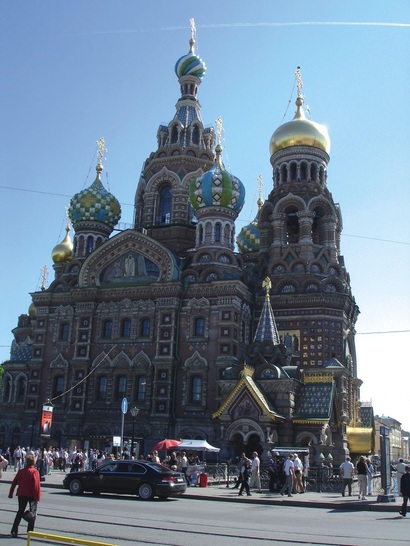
[270,96,331,156]
[51,224,73,264]
[28,302,37,318]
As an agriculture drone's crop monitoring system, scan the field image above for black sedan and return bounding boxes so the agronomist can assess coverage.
[63,460,187,500]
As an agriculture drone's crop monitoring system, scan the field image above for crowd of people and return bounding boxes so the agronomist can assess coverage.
[232,451,308,497]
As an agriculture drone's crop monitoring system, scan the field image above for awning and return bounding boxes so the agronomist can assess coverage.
[178,439,220,452]
[347,427,374,454]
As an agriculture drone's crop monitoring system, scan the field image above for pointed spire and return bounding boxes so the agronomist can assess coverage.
[253,277,280,344]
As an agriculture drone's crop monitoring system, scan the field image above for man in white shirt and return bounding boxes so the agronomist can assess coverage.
[280,455,294,497]
[249,451,262,492]
[339,456,355,496]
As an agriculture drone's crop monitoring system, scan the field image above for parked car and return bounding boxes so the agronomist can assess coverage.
[63,460,187,500]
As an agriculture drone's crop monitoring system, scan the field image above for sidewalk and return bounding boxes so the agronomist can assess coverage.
[1,470,401,513]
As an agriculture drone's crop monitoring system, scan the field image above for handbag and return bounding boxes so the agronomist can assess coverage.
[22,501,37,522]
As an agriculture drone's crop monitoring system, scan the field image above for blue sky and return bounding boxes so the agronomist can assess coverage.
[1,1,409,429]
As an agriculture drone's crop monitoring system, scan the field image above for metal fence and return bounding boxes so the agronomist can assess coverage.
[201,463,384,495]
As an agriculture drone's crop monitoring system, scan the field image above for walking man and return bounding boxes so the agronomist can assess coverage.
[339,456,355,497]
[400,465,410,517]
[249,451,262,493]
[280,455,294,497]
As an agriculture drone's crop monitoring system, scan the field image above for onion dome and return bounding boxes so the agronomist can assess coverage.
[237,216,260,254]
[68,163,121,228]
[51,223,73,264]
[175,37,206,80]
[237,179,263,254]
[189,144,245,213]
[270,95,331,156]
[28,302,37,319]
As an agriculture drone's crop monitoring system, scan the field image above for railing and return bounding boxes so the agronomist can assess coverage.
[199,463,384,495]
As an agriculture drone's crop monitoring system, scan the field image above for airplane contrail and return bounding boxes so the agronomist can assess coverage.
[77,21,410,36]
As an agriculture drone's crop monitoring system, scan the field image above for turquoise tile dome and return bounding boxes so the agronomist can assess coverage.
[69,164,121,228]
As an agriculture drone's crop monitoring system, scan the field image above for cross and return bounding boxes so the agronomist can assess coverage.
[216,116,224,147]
[295,66,303,99]
[262,276,271,293]
[96,137,107,166]
[257,174,263,209]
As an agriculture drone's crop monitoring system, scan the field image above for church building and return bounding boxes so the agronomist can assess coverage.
[0,24,372,465]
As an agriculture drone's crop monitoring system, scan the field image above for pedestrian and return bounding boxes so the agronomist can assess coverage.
[13,445,23,471]
[280,454,294,497]
[238,455,252,496]
[339,456,355,496]
[233,453,246,489]
[366,458,374,496]
[399,465,410,517]
[268,452,279,492]
[8,453,42,538]
[0,452,8,477]
[293,453,304,493]
[249,451,262,492]
[180,451,190,486]
[397,458,406,495]
[356,456,369,500]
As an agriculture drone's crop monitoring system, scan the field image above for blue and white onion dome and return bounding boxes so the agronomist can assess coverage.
[68,163,121,229]
[175,37,206,80]
[189,144,245,214]
[236,196,263,253]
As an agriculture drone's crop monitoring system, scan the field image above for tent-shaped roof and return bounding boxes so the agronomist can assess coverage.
[178,439,220,452]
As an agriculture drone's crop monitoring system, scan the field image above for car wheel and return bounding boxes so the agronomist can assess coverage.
[138,482,154,500]
[69,478,84,495]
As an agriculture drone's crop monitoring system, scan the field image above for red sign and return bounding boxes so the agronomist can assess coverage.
[41,403,54,438]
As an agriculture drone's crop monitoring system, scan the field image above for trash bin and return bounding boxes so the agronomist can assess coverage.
[199,472,208,487]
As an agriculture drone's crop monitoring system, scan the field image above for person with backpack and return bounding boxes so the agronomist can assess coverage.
[238,455,252,496]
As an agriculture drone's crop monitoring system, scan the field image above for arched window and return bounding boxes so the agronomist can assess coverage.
[59,323,69,341]
[191,376,202,403]
[140,319,150,337]
[103,320,113,339]
[97,376,108,401]
[2,376,11,402]
[86,235,94,254]
[290,162,297,180]
[192,125,200,145]
[171,125,178,143]
[159,186,171,224]
[136,375,147,402]
[53,376,65,398]
[116,376,127,400]
[215,223,221,242]
[16,377,26,402]
[121,319,131,338]
[194,317,205,337]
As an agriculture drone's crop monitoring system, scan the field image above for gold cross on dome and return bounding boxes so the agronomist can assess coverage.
[96,137,107,167]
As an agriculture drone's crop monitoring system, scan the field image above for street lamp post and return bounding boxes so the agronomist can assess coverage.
[130,407,139,458]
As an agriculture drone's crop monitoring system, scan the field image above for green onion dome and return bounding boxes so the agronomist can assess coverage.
[68,164,121,228]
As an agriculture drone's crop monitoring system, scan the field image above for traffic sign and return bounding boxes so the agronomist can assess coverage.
[121,397,128,414]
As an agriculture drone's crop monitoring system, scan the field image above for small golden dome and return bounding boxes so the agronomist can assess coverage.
[270,97,331,156]
[28,302,37,318]
[52,224,73,264]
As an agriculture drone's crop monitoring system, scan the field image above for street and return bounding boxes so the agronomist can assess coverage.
[0,481,407,546]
